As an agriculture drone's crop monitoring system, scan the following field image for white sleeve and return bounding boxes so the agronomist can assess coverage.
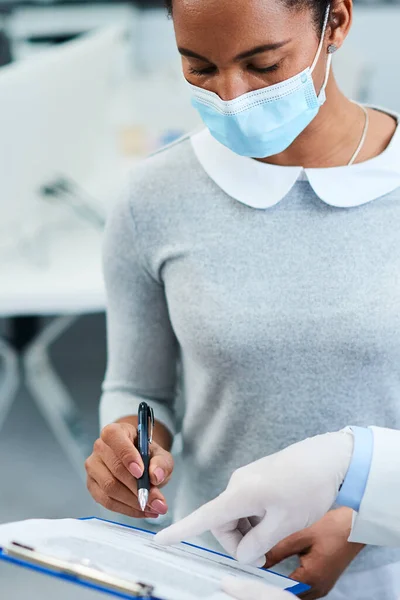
[349,427,400,546]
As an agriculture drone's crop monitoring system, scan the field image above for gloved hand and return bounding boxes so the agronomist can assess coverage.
[155,430,353,565]
[221,577,292,600]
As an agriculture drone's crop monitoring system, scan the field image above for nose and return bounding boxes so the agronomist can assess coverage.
[212,70,251,101]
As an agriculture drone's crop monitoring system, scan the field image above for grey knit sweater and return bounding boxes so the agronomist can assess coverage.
[100,136,400,574]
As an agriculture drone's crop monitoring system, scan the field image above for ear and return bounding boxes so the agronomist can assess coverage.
[327,0,353,52]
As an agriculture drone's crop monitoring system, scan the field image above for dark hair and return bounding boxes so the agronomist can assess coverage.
[165,0,172,16]
[164,0,330,34]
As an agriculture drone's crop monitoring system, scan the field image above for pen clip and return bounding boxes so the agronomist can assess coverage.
[148,406,154,444]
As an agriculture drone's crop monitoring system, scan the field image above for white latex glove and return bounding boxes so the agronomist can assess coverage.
[221,577,292,600]
[155,430,354,565]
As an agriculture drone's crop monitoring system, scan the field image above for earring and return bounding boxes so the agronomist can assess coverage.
[327,44,338,54]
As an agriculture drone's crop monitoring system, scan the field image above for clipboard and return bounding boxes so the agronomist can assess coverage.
[0,517,310,599]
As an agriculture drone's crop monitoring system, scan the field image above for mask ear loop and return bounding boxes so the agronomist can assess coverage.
[310,3,333,99]
[310,3,331,74]
[320,53,333,90]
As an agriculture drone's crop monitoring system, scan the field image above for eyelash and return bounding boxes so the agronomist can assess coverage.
[254,64,280,74]
[189,66,216,76]
[188,63,280,76]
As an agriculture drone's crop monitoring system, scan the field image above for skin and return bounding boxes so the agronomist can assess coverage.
[265,508,364,600]
[87,0,394,592]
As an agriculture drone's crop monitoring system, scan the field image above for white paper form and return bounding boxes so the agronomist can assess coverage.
[0,518,299,600]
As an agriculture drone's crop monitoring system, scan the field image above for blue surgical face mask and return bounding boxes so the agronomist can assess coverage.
[189,6,333,158]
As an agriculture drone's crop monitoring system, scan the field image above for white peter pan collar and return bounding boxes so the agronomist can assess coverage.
[190,107,400,209]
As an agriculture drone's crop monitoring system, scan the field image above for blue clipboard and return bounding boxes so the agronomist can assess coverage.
[0,517,310,598]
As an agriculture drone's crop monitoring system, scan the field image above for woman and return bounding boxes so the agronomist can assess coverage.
[85,0,400,597]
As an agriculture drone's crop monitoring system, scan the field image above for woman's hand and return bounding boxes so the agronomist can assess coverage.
[265,508,365,600]
[85,418,174,519]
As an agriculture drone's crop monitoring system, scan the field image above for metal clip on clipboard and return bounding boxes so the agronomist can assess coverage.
[4,541,155,599]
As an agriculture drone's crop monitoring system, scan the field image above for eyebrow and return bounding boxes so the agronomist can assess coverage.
[178,40,291,63]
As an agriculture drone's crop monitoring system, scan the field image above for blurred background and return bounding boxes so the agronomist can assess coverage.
[0,1,398,598]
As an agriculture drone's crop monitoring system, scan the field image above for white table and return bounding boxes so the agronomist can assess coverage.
[0,221,106,482]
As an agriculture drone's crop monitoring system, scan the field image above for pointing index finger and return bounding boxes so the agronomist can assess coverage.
[154,489,260,547]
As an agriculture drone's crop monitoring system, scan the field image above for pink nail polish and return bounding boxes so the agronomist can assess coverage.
[129,462,142,478]
[151,500,168,515]
[154,467,165,484]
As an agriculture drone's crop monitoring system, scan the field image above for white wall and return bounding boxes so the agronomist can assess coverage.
[346,6,400,111]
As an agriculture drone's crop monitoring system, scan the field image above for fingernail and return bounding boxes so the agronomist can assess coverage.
[154,468,165,484]
[255,556,266,568]
[144,512,159,519]
[129,462,143,478]
[151,500,168,515]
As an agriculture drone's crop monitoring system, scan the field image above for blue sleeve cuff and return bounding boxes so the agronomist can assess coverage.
[336,426,374,512]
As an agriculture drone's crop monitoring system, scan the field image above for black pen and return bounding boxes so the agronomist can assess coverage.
[137,402,154,512]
